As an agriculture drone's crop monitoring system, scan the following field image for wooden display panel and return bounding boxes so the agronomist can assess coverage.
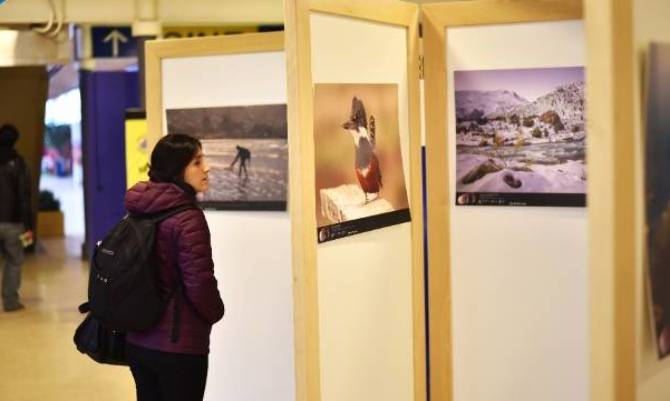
[143,32,296,401]
[145,31,284,148]
[582,1,636,401]
[421,2,585,401]
[285,1,424,401]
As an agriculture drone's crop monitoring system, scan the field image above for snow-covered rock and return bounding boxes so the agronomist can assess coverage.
[456,154,586,193]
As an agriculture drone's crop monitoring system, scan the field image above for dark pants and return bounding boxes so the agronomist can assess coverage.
[0,222,24,309]
[126,343,209,401]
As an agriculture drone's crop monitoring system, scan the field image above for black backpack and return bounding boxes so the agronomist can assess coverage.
[87,204,195,340]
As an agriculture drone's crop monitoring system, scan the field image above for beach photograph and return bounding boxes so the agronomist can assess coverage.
[166,104,287,210]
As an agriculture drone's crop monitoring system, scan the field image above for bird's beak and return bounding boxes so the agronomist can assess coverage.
[342,121,353,130]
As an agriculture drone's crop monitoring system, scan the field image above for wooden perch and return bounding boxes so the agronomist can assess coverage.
[320,184,393,223]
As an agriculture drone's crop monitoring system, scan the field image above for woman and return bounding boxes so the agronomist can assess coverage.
[124,133,225,401]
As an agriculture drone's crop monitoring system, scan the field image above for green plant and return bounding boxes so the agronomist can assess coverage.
[490,131,509,168]
[44,125,71,150]
[515,129,526,146]
[38,190,61,211]
[514,129,526,160]
[509,114,520,126]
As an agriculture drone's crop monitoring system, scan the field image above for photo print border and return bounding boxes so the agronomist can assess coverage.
[453,66,587,207]
[313,83,411,243]
[166,104,288,211]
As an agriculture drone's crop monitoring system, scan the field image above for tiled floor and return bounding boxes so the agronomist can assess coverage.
[0,236,134,401]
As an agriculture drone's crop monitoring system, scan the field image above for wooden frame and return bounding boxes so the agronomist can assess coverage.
[136,2,639,401]
[421,2,583,401]
[583,1,636,400]
[144,31,284,149]
[284,1,424,401]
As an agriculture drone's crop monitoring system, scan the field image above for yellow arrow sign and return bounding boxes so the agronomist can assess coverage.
[103,29,128,57]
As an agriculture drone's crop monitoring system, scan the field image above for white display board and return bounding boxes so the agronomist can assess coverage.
[310,12,416,401]
[161,51,295,401]
[446,20,588,401]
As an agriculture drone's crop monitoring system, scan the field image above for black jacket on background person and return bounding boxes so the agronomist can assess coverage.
[0,125,33,230]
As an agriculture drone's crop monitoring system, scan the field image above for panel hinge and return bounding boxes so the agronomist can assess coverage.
[419,55,425,80]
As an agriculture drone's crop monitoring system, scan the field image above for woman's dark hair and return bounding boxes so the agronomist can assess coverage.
[148,133,201,192]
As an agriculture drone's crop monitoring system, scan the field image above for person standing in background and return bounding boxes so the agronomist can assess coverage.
[0,124,33,312]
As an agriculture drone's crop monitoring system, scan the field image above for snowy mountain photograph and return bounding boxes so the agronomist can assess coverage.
[454,66,586,206]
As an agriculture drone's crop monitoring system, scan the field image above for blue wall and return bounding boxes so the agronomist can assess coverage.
[80,70,139,257]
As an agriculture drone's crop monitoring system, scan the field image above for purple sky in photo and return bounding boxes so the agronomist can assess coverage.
[454,66,584,101]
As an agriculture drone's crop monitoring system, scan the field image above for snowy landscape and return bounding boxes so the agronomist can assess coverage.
[454,67,586,198]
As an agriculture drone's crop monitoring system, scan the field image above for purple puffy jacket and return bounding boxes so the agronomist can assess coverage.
[124,181,225,355]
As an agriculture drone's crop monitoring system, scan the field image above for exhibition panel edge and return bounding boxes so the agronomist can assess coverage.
[285,2,321,401]
[583,1,636,400]
[421,2,584,401]
[285,1,425,401]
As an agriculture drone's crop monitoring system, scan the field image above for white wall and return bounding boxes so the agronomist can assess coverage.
[446,20,589,401]
[310,12,416,401]
[161,50,295,401]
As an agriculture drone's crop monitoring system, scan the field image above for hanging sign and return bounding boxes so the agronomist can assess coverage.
[92,26,137,58]
[125,110,149,189]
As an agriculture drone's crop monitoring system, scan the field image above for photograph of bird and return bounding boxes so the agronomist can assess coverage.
[341,96,383,204]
